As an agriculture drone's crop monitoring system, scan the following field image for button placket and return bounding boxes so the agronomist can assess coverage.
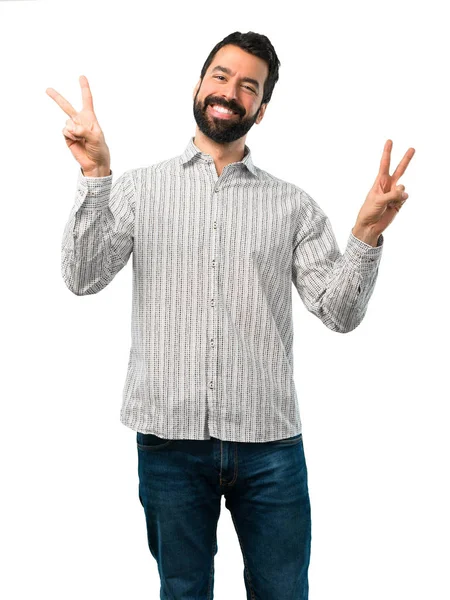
[206,162,231,435]
[207,169,221,431]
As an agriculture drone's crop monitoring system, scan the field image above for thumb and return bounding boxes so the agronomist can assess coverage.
[67,119,81,133]
[69,118,93,140]
[383,184,406,203]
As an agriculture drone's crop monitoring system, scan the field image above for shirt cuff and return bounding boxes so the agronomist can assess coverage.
[77,167,113,209]
[344,231,384,275]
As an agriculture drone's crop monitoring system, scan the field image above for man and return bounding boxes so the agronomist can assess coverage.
[47,30,414,600]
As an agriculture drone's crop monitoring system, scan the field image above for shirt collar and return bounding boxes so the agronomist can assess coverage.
[179,136,258,178]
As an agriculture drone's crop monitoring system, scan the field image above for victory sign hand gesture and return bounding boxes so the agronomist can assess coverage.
[353,140,415,242]
[46,75,111,176]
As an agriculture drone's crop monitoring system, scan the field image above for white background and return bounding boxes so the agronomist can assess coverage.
[1,0,448,598]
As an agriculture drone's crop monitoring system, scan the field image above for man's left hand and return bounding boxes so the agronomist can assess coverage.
[353,140,415,245]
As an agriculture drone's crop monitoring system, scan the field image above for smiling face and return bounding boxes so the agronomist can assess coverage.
[193,44,269,144]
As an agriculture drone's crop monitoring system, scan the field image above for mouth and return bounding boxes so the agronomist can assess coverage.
[207,104,239,119]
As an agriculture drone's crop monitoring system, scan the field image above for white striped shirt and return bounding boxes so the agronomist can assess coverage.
[62,136,383,442]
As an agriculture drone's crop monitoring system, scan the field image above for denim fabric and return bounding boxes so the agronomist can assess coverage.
[137,431,311,599]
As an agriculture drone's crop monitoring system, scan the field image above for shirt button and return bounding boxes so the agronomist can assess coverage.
[209,381,214,389]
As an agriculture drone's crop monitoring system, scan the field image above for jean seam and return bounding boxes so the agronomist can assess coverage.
[266,433,303,446]
[207,533,217,600]
[138,492,157,561]
[137,441,173,451]
[219,441,239,487]
[229,510,257,600]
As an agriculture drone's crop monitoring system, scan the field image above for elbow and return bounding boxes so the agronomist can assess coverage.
[65,281,103,296]
[323,308,363,334]
[68,285,88,297]
[61,257,110,296]
[62,271,100,296]
[62,277,88,296]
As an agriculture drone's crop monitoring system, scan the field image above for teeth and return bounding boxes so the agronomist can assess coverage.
[211,104,234,114]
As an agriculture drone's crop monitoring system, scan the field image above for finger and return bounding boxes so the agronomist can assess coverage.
[391,147,416,183]
[65,119,80,134]
[63,128,78,142]
[383,185,408,204]
[387,197,407,212]
[62,127,83,142]
[79,75,94,112]
[391,197,407,212]
[46,87,77,118]
[65,117,82,131]
[378,139,392,177]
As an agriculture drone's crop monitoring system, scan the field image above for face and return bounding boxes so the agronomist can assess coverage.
[193,44,269,144]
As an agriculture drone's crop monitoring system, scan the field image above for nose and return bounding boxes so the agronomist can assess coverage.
[223,88,239,104]
[219,87,242,114]
[219,79,240,103]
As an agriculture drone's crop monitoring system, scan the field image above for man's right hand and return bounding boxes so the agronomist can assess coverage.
[46,75,111,177]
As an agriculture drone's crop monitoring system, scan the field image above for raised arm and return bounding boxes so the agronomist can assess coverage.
[292,189,383,333]
[61,168,136,295]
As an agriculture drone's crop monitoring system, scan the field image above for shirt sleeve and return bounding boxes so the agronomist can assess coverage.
[291,188,383,333]
[61,167,135,295]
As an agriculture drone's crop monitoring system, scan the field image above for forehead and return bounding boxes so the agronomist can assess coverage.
[208,44,268,83]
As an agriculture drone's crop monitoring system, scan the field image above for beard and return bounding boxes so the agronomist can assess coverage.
[193,89,262,144]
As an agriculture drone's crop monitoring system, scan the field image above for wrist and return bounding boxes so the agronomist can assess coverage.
[82,165,111,178]
[352,225,380,247]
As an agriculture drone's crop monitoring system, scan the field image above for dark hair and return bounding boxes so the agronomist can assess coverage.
[199,31,280,106]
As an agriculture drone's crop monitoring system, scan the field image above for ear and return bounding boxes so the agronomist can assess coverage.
[193,78,202,100]
[255,103,268,125]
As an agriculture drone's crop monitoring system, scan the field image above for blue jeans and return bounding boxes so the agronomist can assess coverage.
[137,432,311,599]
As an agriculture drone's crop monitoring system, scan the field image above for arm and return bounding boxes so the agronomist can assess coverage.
[291,189,383,333]
[61,167,135,295]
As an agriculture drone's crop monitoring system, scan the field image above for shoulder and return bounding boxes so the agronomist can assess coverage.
[254,164,311,201]
[122,155,180,186]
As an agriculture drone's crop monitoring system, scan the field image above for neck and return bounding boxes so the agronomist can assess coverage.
[193,128,246,167]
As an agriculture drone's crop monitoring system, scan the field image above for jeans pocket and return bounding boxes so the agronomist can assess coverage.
[136,432,174,451]
[265,433,303,446]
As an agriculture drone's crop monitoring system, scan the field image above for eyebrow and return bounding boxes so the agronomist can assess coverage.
[211,66,260,92]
